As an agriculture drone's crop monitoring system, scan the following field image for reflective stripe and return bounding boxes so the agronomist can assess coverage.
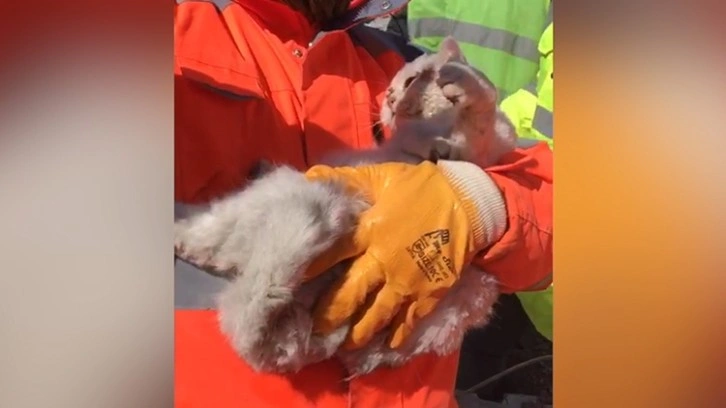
[175,201,225,310]
[174,201,209,221]
[545,3,553,26]
[176,0,232,11]
[533,105,553,139]
[175,258,227,309]
[408,18,540,63]
[523,81,537,95]
[516,138,542,149]
[175,202,190,221]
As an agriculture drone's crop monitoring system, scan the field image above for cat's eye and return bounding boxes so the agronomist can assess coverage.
[403,76,416,89]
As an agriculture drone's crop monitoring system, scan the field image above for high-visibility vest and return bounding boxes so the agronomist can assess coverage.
[407,1,554,340]
[501,22,553,149]
[502,21,554,341]
[407,0,550,99]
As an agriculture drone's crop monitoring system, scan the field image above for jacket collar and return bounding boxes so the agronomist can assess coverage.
[326,0,408,30]
[236,0,409,36]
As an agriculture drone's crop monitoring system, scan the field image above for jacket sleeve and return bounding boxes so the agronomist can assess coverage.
[472,143,553,294]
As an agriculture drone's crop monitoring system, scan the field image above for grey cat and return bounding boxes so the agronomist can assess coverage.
[319,36,517,168]
[174,37,516,377]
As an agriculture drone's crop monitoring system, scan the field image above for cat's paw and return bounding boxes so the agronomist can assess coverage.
[437,62,496,108]
[429,137,460,162]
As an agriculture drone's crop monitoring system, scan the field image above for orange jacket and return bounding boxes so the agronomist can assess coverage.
[174,0,553,407]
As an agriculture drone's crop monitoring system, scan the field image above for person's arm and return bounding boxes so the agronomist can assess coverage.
[473,21,553,294]
[302,143,552,348]
[476,144,552,293]
[433,143,552,294]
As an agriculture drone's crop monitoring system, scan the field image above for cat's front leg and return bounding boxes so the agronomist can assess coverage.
[436,62,497,110]
[430,136,467,162]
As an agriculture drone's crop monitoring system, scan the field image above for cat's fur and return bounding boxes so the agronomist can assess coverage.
[318,36,517,168]
[174,37,515,377]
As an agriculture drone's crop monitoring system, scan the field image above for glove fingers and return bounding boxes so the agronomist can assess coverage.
[387,300,415,349]
[311,252,384,335]
[388,297,441,349]
[343,284,405,350]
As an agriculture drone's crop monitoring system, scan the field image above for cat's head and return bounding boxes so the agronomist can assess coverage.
[381,36,466,129]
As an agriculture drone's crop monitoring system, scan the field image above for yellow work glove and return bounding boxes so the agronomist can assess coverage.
[304,160,507,350]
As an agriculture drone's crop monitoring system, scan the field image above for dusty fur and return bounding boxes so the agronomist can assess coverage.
[174,37,512,377]
[319,36,518,168]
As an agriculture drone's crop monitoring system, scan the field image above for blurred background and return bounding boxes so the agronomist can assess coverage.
[1,0,725,406]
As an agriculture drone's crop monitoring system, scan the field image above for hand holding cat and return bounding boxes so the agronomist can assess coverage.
[303,160,508,350]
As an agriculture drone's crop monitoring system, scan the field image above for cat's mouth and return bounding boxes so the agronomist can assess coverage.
[393,106,424,121]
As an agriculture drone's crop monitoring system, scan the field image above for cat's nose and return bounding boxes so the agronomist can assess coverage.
[387,95,397,108]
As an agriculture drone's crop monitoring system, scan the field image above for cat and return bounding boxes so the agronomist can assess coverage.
[174,36,515,377]
[318,35,517,168]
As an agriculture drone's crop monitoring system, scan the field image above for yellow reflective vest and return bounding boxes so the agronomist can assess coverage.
[407,0,550,99]
[408,2,554,340]
[502,21,553,341]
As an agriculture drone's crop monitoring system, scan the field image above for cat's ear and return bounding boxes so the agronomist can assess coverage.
[440,36,466,63]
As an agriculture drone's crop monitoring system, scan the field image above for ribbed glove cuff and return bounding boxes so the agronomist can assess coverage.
[437,160,508,250]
